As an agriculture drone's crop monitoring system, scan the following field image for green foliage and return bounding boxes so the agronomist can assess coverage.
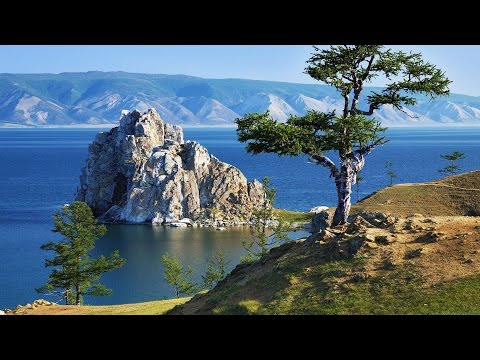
[37,201,126,305]
[241,177,290,263]
[384,161,396,186]
[237,111,386,158]
[236,45,450,226]
[441,151,465,162]
[202,252,229,290]
[439,151,465,175]
[161,254,200,298]
[306,45,450,114]
[273,209,313,224]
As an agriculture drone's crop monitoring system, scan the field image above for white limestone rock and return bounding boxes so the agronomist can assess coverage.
[309,206,329,213]
[75,108,265,226]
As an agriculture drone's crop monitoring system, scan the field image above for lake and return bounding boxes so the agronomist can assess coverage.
[1,126,480,308]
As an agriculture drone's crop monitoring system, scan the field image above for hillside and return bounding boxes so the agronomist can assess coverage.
[352,170,480,217]
[169,214,480,315]
[169,172,480,315]
[1,72,480,127]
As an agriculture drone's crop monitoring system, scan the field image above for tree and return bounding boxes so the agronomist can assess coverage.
[439,151,465,175]
[161,254,199,298]
[202,251,229,290]
[385,160,396,186]
[236,45,450,226]
[241,177,289,263]
[355,172,363,203]
[37,202,125,305]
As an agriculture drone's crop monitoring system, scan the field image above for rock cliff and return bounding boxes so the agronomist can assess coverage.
[75,108,265,226]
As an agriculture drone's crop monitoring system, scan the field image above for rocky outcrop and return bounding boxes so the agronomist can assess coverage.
[310,210,333,233]
[75,108,265,226]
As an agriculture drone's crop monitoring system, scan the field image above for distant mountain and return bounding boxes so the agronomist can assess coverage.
[0,71,479,127]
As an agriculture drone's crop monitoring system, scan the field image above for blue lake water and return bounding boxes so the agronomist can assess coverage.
[1,127,480,308]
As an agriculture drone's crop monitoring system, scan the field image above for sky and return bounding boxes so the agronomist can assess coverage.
[0,45,479,96]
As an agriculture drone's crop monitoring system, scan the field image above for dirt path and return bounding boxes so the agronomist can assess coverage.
[396,182,480,191]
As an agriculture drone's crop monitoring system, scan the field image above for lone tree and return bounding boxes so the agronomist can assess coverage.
[236,45,450,226]
[241,177,289,263]
[37,202,126,305]
[202,251,229,290]
[161,254,199,298]
[385,160,396,186]
[439,151,465,175]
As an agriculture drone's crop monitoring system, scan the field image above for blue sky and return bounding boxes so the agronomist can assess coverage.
[0,45,478,96]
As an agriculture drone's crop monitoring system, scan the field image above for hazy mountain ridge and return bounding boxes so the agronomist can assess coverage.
[0,72,479,127]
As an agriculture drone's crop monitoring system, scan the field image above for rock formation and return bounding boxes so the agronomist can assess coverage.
[75,108,265,226]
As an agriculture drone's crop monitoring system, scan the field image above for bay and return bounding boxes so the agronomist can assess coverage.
[0,126,479,308]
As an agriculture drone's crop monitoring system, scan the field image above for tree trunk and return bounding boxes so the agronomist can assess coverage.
[332,164,354,226]
[75,285,80,305]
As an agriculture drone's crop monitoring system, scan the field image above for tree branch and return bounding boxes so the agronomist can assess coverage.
[356,103,377,116]
[355,137,386,157]
[393,104,420,119]
[351,154,366,175]
[310,154,339,178]
[350,72,359,113]
[344,136,387,176]
[343,93,350,118]
[362,55,375,81]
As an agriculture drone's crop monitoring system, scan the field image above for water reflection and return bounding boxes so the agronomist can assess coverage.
[88,225,309,305]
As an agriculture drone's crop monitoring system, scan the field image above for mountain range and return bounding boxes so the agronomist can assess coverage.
[1,71,480,127]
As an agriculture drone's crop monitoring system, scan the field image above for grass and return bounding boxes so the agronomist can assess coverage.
[413,275,480,314]
[27,298,190,315]
[78,298,190,315]
[51,260,480,315]
[273,209,313,224]
[352,170,480,217]
[174,232,480,315]
[208,259,480,315]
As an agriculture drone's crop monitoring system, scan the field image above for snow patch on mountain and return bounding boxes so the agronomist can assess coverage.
[289,94,342,114]
[233,93,298,122]
[177,96,239,125]
[0,73,479,127]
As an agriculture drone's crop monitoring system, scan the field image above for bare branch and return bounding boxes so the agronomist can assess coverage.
[348,136,386,175]
[310,154,339,178]
[352,154,365,174]
[356,103,377,116]
[393,104,420,119]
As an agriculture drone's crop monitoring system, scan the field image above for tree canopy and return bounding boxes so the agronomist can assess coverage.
[37,201,125,305]
[161,254,199,298]
[237,45,450,226]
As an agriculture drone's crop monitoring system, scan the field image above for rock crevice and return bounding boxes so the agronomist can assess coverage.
[75,108,264,225]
